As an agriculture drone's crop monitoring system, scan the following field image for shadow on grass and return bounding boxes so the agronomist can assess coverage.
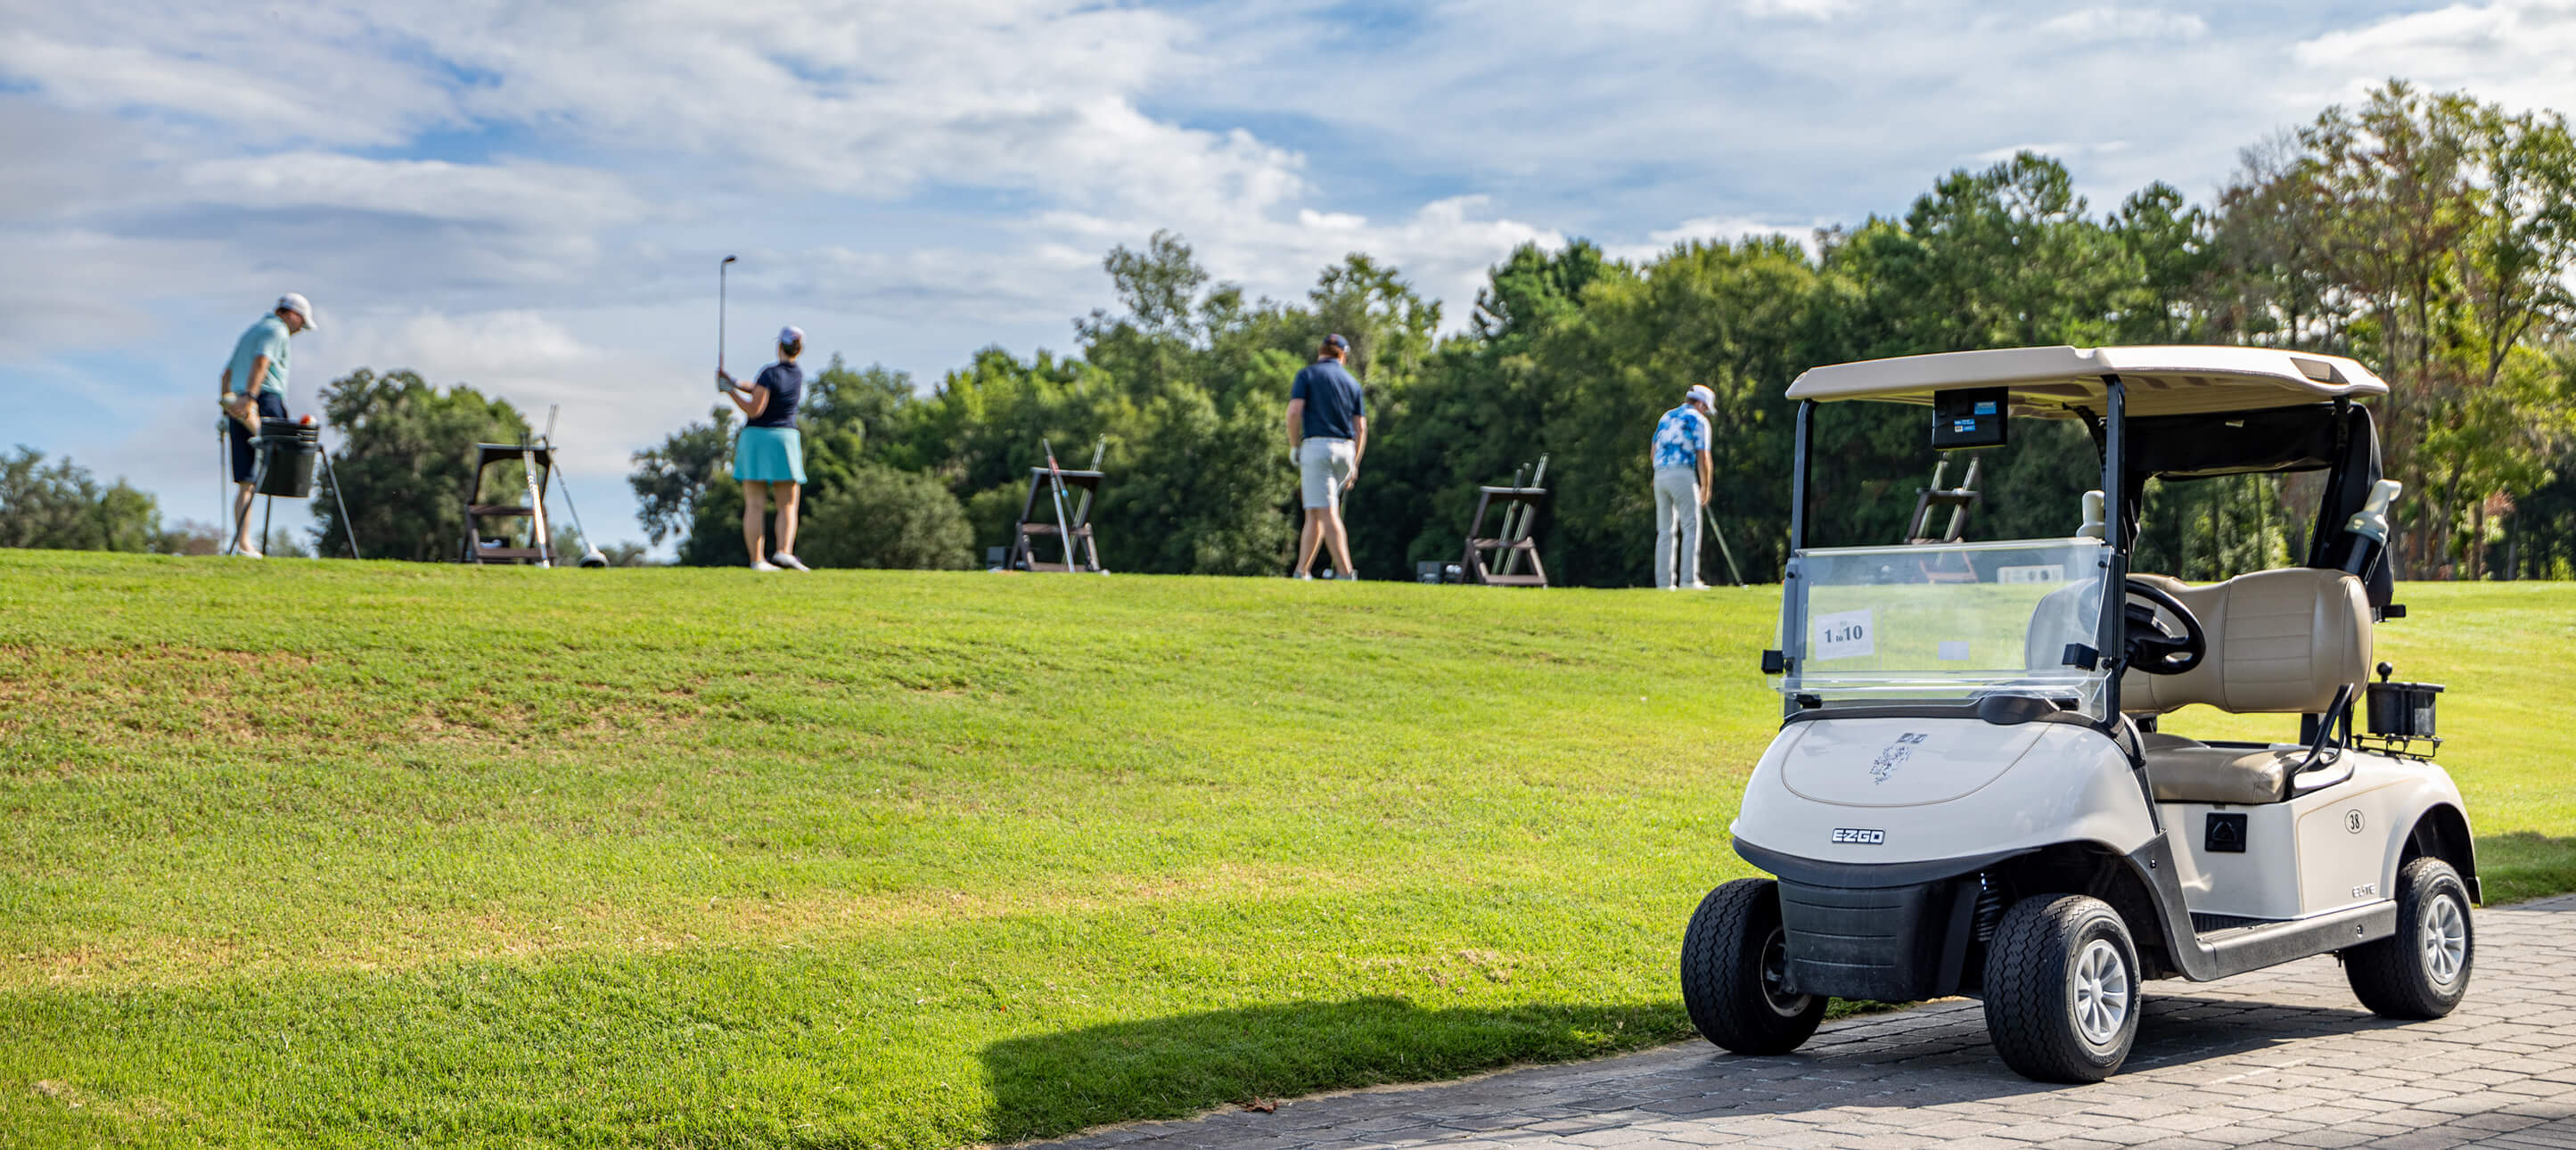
[983,987,2455,1144]
[978,997,1676,1144]
[2478,831,2576,905]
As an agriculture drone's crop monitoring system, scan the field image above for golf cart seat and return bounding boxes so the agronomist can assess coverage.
[2122,568,2371,804]
[2136,733,2306,804]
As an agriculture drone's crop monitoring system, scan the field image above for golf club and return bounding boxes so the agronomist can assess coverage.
[216,419,231,556]
[1071,437,1108,575]
[538,405,611,567]
[1071,435,1105,530]
[1701,505,1745,587]
[1041,438,1075,571]
[717,255,737,390]
[519,410,554,569]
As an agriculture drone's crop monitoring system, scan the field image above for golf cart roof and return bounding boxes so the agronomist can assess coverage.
[1785,346,2389,418]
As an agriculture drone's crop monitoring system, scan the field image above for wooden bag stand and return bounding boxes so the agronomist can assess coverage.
[1904,456,1981,583]
[1462,483,1548,587]
[1007,466,1105,573]
[1906,457,1981,544]
[462,441,555,565]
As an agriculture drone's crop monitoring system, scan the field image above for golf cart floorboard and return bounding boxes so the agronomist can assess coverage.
[2172,899,2397,982]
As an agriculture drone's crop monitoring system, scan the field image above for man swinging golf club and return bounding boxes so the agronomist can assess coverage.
[718,324,810,571]
[1650,384,1715,589]
[1286,333,1366,579]
[218,293,316,557]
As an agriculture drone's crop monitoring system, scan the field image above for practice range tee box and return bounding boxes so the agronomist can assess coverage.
[1932,388,2008,450]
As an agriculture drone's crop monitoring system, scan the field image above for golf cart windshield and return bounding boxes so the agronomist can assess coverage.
[1777,538,2113,717]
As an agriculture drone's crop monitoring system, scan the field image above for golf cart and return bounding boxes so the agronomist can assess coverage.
[1680,346,2476,1082]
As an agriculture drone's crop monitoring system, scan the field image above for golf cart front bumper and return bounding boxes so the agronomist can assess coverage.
[1739,838,2017,1002]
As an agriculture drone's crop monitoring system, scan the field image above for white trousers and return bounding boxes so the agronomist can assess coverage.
[1653,467,1702,589]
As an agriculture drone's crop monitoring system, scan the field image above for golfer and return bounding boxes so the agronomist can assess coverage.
[218,293,316,557]
[718,324,810,571]
[1286,333,1366,579]
[1650,384,1716,589]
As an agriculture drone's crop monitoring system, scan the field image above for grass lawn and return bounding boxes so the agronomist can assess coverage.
[3,551,2570,1147]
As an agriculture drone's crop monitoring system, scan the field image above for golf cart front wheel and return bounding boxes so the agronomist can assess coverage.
[1983,894,2141,1082]
[1679,878,1825,1055]
[2344,857,2473,1019]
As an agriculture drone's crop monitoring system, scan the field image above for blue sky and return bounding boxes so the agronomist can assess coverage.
[4,0,2572,552]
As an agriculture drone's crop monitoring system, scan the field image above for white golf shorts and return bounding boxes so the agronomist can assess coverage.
[1300,437,1355,510]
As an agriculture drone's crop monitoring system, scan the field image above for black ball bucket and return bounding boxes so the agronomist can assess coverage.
[255,422,322,498]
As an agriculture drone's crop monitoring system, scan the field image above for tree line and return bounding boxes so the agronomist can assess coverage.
[9,82,2571,581]
[627,81,2576,584]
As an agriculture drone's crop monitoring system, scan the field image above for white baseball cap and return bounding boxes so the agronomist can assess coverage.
[778,324,804,347]
[1686,384,1715,407]
[276,293,317,329]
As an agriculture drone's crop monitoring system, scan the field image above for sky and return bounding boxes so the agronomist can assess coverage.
[6,0,2576,553]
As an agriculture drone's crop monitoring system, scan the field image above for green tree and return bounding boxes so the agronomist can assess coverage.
[316,369,531,562]
[630,407,735,548]
[800,463,975,570]
[0,447,164,553]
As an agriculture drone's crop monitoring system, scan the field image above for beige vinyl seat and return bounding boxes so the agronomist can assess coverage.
[2121,568,2372,805]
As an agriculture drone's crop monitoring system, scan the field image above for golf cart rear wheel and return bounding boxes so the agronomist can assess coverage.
[2344,857,2473,1019]
[1982,895,2140,1082]
[1679,878,1825,1055]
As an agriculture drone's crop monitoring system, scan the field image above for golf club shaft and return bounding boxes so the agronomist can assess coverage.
[217,424,230,555]
[1703,505,1745,587]
[1497,464,1530,576]
[1069,436,1105,571]
[1042,439,1074,571]
[1071,437,1104,527]
[718,256,734,376]
[521,442,552,568]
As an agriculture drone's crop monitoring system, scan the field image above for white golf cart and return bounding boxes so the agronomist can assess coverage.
[1680,346,2476,1082]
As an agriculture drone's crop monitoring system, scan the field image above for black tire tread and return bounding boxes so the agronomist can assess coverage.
[1982,894,2137,1083]
[2345,857,2473,1019]
[1679,878,1825,1056]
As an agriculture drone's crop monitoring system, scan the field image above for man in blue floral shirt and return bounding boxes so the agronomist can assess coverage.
[1649,384,1715,588]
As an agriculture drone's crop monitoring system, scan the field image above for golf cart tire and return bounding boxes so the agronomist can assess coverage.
[1982,895,2140,1082]
[2344,857,2473,1019]
[1680,878,1825,1056]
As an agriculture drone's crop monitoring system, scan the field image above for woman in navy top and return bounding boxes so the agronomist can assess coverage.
[718,324,810,571]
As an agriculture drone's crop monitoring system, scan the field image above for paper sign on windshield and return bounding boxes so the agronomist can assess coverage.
[1812,609,1875,661]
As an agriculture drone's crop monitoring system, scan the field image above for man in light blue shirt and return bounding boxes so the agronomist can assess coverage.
[1649,384,1714,589]
[218,293,316,557]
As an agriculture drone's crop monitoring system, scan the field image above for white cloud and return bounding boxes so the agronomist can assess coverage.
[1609,215,1833,264]
[2292,1,2576,114]
[1972,140,2134,163]
[17,0,2576,551]
[1743,0,1859,19]
[2034,7,2211,44]
[0,16,456,148]
[176,154,649,231]
[296,309,693,520]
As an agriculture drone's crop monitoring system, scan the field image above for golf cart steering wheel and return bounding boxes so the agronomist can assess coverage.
[2121,579,2207,676]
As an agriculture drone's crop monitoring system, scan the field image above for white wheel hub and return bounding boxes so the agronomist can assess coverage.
[2072,938,2131,1047]
[2422,895,2467,986]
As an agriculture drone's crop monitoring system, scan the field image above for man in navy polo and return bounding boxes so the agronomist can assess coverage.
[1285,333,1366,579]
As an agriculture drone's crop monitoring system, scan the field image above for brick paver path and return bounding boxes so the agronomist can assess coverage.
[1027,895,2576,1150]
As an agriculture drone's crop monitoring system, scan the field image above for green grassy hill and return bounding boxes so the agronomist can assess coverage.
[3,552,2569,1147]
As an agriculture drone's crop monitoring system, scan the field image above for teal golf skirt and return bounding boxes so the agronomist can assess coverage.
[732,425,807,484]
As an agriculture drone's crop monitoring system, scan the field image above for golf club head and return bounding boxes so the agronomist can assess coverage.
[578,546,610,569]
